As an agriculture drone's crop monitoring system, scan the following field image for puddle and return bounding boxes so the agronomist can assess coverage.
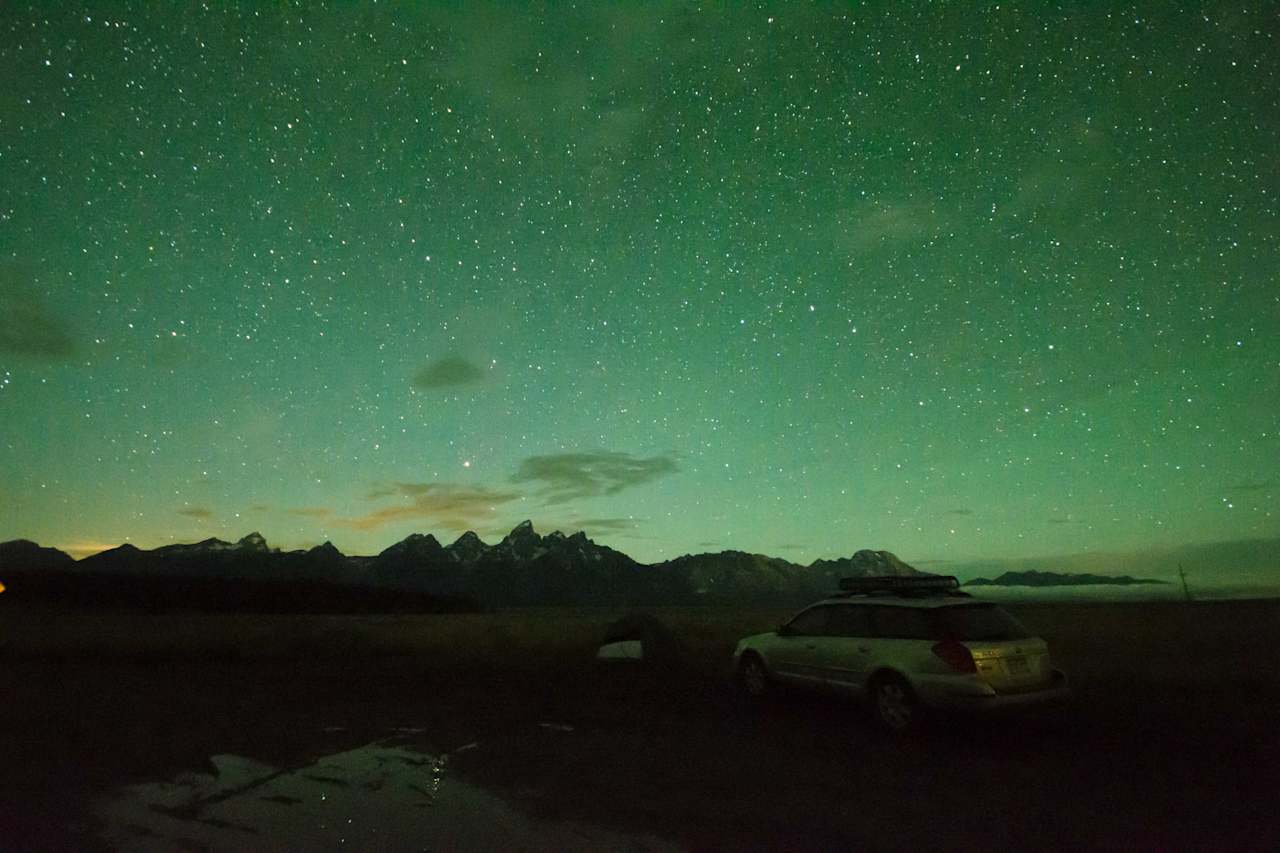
[96,742,681,851]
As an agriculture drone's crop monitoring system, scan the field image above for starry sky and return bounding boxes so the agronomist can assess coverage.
[1,3,1277,574]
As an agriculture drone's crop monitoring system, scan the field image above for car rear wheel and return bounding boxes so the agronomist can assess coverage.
[871,674,918,733]
[738,653,771,699]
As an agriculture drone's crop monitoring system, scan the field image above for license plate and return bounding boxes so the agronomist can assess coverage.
[1005,656,1030,675]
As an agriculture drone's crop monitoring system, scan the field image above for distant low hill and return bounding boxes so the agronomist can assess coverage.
[0,525,927,610]
[964,570,1168,588]
[0,539,75,571]
[935,537,1280,589]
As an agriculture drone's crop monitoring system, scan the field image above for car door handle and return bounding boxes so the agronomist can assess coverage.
[857,646,871,653]
[805,644,817,650]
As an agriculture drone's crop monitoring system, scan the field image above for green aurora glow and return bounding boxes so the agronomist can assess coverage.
[1,3,1276,575]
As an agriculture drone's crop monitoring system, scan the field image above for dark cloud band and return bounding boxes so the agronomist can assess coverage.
[513,451,678,503]
[412,356,486,389]
[0,291,76,359]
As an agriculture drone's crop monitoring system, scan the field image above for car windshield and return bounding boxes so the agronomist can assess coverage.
[931,605,1031,641]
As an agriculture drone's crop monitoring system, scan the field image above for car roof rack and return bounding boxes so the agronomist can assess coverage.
[834,575,968,598]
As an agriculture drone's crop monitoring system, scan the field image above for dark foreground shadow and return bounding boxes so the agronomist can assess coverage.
[2,657,1278,852]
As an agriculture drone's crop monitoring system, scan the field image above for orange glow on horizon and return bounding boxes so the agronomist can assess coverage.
[0,581,6,594]
[60,541,119,560]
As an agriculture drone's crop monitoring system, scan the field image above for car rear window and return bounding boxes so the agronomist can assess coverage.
[869,606,934,640]
[826,605,872,638]
[785,605,831,636]
[931,605,1031,641]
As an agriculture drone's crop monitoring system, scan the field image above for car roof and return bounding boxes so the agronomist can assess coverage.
[809,595,987,609]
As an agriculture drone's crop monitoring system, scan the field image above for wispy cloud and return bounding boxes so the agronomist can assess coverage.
[0,269,76,360]
[176,507,214,521]
[1046,517,1078,525]
[512,451,679,504]
[287,507,334,520]
[944,508,974,516]
[574,517,638,534]
[301,483,521,533]
[412,356,486,390]
[832,199,940,254]
[432,5,666,163]
[1228,480,1276,493]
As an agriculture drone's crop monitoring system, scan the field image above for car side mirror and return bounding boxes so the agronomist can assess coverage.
[777,623,794,637]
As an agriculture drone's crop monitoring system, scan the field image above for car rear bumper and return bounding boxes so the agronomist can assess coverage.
[916,670,1072,712]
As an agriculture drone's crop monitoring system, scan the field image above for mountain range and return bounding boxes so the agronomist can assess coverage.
[0,523,927,610]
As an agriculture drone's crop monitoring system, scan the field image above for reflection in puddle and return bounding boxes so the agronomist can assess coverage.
[97,742,680,852]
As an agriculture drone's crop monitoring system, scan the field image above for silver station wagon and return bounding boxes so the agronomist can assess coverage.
[733,575,1071,732]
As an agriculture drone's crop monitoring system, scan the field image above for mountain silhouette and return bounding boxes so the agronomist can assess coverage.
[0,525,932,610]
[0,539,75,571]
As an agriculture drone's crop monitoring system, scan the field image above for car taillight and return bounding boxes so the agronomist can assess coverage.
[931,640,976,673]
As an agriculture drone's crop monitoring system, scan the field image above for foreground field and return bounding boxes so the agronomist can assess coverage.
[2,599,1279,850]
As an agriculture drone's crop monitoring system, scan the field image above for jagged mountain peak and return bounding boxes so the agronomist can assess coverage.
[499,517,540,545]
[309,541,344,558]
[809,548,921,578]
[237,532,269,552]
[848,549,915,575]
[446,531,488,563]
[496,521,545,560]
[378,532,445,562]
[153,537,232,556]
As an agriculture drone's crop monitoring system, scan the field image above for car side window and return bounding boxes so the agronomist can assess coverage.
[786,606,831,636]
[869,606,934,640]
[826,605,872,638]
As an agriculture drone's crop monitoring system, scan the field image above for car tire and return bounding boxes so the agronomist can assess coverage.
[738,653,771,700]
[870,673,918,734]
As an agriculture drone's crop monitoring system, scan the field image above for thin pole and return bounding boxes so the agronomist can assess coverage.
[1177,562,1191,602]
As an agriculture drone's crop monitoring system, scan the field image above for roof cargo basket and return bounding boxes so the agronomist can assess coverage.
[837,575,961,596]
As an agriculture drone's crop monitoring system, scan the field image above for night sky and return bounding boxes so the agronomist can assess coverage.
[1,3,1276,572]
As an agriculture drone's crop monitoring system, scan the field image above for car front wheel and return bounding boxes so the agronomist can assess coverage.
[871,674,918,733]
[738,653,771,699]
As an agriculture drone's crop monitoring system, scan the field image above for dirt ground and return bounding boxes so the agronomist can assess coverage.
[2,600,1279,851]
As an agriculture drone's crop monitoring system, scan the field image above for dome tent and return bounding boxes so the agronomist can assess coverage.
[595,612,684,664]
